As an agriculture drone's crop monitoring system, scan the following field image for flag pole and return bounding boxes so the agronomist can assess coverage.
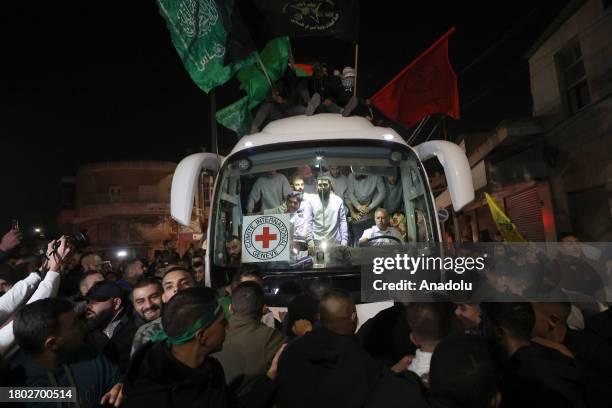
[210,89,218,155]
[406,115,429,145]
[256,55,273,88]
[354,43,359,96]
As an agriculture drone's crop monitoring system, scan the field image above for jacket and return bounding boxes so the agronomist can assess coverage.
[213,315,286,397]
[276,326,381,408]
[122,341,275,408]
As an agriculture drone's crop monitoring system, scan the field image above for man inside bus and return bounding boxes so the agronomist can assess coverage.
[346,170,386,246]
[264,192,310,238]
[295,166,317,194]
[328,165,348,201]
[306,174,348,254]
[383,170,403,216]
[359,208,403,246]
[246,170,292,213]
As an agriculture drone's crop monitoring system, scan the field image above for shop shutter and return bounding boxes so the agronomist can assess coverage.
[505,187,545,241]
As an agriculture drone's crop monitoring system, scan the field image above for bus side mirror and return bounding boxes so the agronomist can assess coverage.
[413,141,474,211]
[171,153,222,226]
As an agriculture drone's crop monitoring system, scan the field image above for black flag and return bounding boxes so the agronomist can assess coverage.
[243,0,359,44]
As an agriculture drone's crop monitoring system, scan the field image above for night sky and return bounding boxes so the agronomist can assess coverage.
[1,1,570,235]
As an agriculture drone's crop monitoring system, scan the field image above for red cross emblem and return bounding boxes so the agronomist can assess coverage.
[255,226,278,249]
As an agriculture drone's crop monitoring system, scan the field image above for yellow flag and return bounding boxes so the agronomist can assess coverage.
[484,192,527,242]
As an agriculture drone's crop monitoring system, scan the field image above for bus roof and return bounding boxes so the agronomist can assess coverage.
[228,114,409,158]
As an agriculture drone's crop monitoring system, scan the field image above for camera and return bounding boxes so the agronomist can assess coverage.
[52,231,90,252]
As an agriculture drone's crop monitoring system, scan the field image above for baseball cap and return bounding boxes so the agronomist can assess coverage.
[342,67,355,78]
[81,280,126,302]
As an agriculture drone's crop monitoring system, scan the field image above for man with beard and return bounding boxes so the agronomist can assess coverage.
[131,277,163,323]
[306,174,349,254]
[102,269,197,406]
[130,266,196,355]
[82,281,133,373]
[70,270,105,317]
[122,287,280,408]
[117,259,146,290]
[8,298,119,407]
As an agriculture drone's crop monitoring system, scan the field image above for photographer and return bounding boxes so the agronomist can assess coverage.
[0,236,72,357]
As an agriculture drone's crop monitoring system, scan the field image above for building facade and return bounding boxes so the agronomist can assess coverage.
[526,0,612,241]
[438,0,612,243]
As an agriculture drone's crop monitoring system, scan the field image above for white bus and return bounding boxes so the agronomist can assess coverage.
[170,114,474,305]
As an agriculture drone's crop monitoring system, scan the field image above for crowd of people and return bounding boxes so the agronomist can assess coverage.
[0,225,611,407]
[249,60,371,134]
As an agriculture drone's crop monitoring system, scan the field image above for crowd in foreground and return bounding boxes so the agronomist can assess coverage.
[0,228,611,408]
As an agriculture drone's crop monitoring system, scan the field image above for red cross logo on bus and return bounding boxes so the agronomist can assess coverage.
[255,226,278,249]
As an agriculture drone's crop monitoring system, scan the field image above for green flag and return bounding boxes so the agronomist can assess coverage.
[217,37,291,134]
[216,96,252,136]
[156,0,257,93]
[238,36,291,109]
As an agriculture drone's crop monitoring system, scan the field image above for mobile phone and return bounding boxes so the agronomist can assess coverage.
[11,219,19,231]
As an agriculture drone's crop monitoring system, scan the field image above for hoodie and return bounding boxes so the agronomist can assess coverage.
[122,340,274,408]
[276,327,380,408]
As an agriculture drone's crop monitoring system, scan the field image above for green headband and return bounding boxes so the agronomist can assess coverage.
[151,304,222,346]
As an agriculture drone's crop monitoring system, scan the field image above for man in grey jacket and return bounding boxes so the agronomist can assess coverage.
[346,172,386,246]
[214,281,286,397]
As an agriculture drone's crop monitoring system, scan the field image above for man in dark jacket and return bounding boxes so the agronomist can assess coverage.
[122,287,278,408]
[276,289,381,408]
[428,336,500,408]
[214,281,286,397]
[8,298,119,408]
[532,301,612,407]
[82,280,134,373]
[483,302,589,408]
[356,302,415,368]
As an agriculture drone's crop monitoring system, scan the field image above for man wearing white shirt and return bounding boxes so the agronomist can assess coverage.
[359,208,403,246]
[306,175,348,252]
[390,303,452,385]
[0,237,70,356]
[0,267,41,325]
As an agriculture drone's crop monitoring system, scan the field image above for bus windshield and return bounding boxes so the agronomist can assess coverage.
[212,145,436,272]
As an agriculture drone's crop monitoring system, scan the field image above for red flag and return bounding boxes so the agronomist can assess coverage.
[370,27,460,129]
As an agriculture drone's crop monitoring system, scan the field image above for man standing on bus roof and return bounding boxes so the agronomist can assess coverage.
[246,170,292,213]
[306,175,348,252]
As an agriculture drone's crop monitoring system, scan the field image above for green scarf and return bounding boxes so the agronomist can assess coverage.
[150,304,222,345]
